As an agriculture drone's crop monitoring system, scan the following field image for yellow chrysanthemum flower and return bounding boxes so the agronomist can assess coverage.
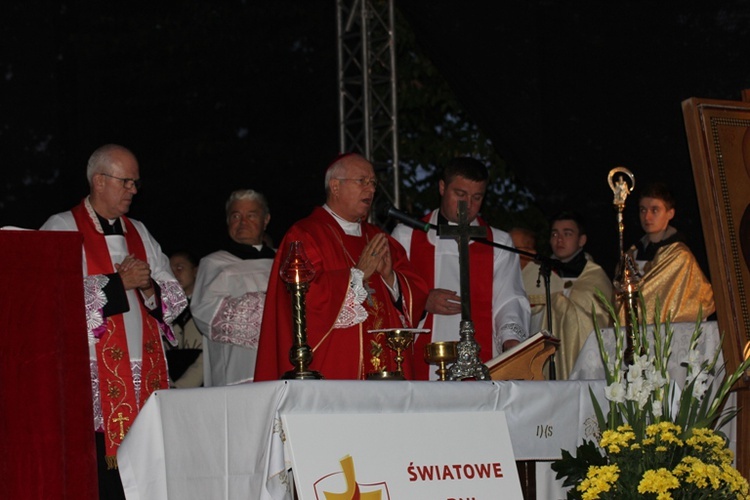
[638,468,679,498]
[720,463,750,495]
[673,457,724,490]
[686,427,725,453]
[578,464,619,500]
[600,427,635,454]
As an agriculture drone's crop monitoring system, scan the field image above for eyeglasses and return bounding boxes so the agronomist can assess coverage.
[336,177,378,188]
[99,173,142,190]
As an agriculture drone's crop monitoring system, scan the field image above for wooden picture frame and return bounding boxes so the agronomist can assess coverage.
[682,97,750,376]
[682,96,750,479]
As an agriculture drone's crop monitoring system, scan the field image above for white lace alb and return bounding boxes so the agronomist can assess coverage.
[333,268,368,328]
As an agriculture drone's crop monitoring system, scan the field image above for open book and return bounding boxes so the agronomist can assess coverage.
[484,331,560,381]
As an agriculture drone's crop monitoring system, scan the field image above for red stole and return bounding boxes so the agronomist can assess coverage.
[71,201,168,466]
[409,216,494,379]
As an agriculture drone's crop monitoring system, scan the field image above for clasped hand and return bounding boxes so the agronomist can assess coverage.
[116,254,153,293]
[356,233,394,286]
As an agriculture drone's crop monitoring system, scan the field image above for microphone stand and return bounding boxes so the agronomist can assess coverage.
[469,236,559,381]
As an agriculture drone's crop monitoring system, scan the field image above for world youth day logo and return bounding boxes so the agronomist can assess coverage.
[313,455,390,500]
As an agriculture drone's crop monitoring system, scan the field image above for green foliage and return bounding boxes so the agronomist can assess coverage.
[550,440,607,498]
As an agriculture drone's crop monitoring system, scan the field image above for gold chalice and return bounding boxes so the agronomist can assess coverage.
[424,341,458,381]
[366,328,426,380]
[387,329,415,375]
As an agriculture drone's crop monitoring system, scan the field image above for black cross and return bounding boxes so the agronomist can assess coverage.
[438,200,488,321]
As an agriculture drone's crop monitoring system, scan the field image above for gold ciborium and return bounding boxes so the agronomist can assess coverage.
[367,328,426,380]
[424,341,458,381]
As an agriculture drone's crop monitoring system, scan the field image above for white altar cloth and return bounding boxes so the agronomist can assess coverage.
[118,380,606,500]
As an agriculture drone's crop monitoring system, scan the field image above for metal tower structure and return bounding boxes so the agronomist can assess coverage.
[336,0,400,224]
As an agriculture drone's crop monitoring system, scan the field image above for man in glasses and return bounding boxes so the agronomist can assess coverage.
[546,211,612,379]
[391,157,530,380]
[255,153,428,381]
[40,144,187,499]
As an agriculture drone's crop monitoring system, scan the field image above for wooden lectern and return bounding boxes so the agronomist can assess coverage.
[0,230,98,499]
[485,332,560,381]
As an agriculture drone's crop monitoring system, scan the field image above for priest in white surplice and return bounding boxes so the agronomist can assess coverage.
[191,189,275,386]
[392,157,530,380]
[40,144,187,499]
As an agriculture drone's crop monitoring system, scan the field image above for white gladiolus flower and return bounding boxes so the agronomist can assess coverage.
[624,377,651,409]
[653,375,668,392]
[691,371,710,399]
[652,403,663,419]
[627,366,642,383]
[631,354,650,374]
[644,365,668,391]
[605,381,626,403]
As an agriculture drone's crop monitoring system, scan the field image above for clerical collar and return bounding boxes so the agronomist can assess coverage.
[84,197,124,235]
[225,238,276,260]
[323,204,361,236]
[551,249,587,278]
[95,213,124,235]
[437,211,478,227]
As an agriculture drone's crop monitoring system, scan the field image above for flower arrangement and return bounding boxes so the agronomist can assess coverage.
[552,292,750,499]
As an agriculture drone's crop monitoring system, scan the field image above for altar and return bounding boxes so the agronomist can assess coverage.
[118,379,605,499]
[118,320,736,499]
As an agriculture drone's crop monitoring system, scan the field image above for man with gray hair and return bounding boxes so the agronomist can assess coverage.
[191,189,276,385]
[40,144,187,498]
[255,153,428,380]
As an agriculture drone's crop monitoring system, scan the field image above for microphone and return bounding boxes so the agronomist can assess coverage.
[386,205,435,233]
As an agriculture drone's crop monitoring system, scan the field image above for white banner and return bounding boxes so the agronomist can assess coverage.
[282,411,522,500]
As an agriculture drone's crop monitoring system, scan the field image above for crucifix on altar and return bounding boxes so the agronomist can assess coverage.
[440,200,492,380]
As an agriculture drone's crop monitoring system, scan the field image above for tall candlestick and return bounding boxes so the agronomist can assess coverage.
[279,240,323,380]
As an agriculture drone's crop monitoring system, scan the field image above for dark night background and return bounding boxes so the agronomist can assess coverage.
[2,1,750,279]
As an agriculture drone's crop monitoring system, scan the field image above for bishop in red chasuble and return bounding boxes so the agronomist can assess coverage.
[255,154,428,380]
